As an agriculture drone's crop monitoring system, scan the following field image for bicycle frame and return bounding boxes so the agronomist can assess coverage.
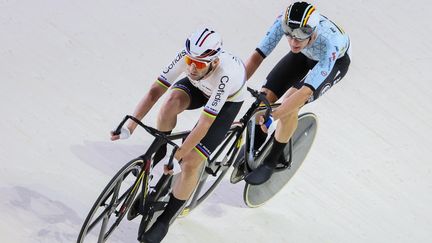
[111,116,192,231]
[78,88,282,243]
[246,104,294,171]
[181,88,273,211]
[115,88,273,218]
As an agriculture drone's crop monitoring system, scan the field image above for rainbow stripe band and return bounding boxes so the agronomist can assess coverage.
[156,77,171,89]
[171,84,192,98]
[194,144,211,159]
[172,87,190,97]
[203,108,217,119]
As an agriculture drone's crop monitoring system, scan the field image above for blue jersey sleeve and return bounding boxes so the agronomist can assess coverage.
[256,15,285,58]
[302,16,350,90]
[304,43,338,90]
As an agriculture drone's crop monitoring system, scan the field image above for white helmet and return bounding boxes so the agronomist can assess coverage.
[185,27,223,62]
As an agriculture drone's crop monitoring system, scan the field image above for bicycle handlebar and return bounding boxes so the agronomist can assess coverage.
[112,87,271,171]
[112,115,179,170]
[246,87,272,122]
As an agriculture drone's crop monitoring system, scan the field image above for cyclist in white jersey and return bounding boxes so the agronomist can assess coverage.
[244,1,351,185]
[111,27,246,242]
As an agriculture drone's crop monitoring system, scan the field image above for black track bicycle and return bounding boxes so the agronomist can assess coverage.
[76,87,318,242]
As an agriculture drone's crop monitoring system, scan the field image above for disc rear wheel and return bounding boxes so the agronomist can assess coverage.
[243,113,318,208]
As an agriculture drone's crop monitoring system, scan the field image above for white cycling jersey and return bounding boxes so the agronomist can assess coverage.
[156,50,246,118]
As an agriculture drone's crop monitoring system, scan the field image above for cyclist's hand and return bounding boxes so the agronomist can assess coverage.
[110,127,131,141]
[174,147,186,161]
[258,115,273,133]
[163,158,181,175]
[163,164,174,175]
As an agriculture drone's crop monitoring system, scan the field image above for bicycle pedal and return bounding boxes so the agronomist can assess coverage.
[230,162,246,184]
[205,161,223,176]
[275,163,291,172]
[275,157,292,171]
[204,167,216,176]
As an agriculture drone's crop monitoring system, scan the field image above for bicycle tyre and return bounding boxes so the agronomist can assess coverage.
[243,112,318,208]
[77,158,146,243]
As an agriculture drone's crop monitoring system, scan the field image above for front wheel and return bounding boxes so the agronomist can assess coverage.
[77,158,146,243]
[243,113,318,208]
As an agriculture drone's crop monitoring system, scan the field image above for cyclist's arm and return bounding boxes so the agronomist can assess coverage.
[304,45,338,90]
[176,114,215,159]
[246,14,284,80]
[127,82,166,133]
[245,50,264,80]
[176,73,232,159]
[127,50,187,134]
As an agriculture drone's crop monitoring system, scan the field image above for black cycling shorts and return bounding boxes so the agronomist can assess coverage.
[263,52,351,103]
[172,77,243,158]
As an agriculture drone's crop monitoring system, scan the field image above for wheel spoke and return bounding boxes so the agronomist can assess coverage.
[109,180,122,209]
[87,204,111,233]
[97,214,110,243]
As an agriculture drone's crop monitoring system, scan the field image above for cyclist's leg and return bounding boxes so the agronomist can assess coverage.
[252,52,313,152]
[246,53,351,185]
[169,101,243,200]
[260,87,279,103]
[154,78,208,162]
[141,101,242,242]
[245,106,303,185]
[305,53,351,102]
[157,78,193,132]
[139,149,209,242]
[274,52,351,141]
[274,52,350,146]
[245,53,314,185]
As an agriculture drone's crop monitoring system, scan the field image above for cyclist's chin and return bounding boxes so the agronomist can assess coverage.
[187,73,202,81]
[290,47,302,53]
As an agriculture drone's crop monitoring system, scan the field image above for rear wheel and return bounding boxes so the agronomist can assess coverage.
[77,158,146,243]
[243,113,318,207]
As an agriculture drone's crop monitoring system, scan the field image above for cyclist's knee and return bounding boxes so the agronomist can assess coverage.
[163,91,190,113]
[180,151,205,173]
[260,87,278,103]
[279,109,299,123]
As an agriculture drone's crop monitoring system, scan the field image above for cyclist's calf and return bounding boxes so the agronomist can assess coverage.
[275,109,299,143]
[180,151,205,174]
[172,150,206,200]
